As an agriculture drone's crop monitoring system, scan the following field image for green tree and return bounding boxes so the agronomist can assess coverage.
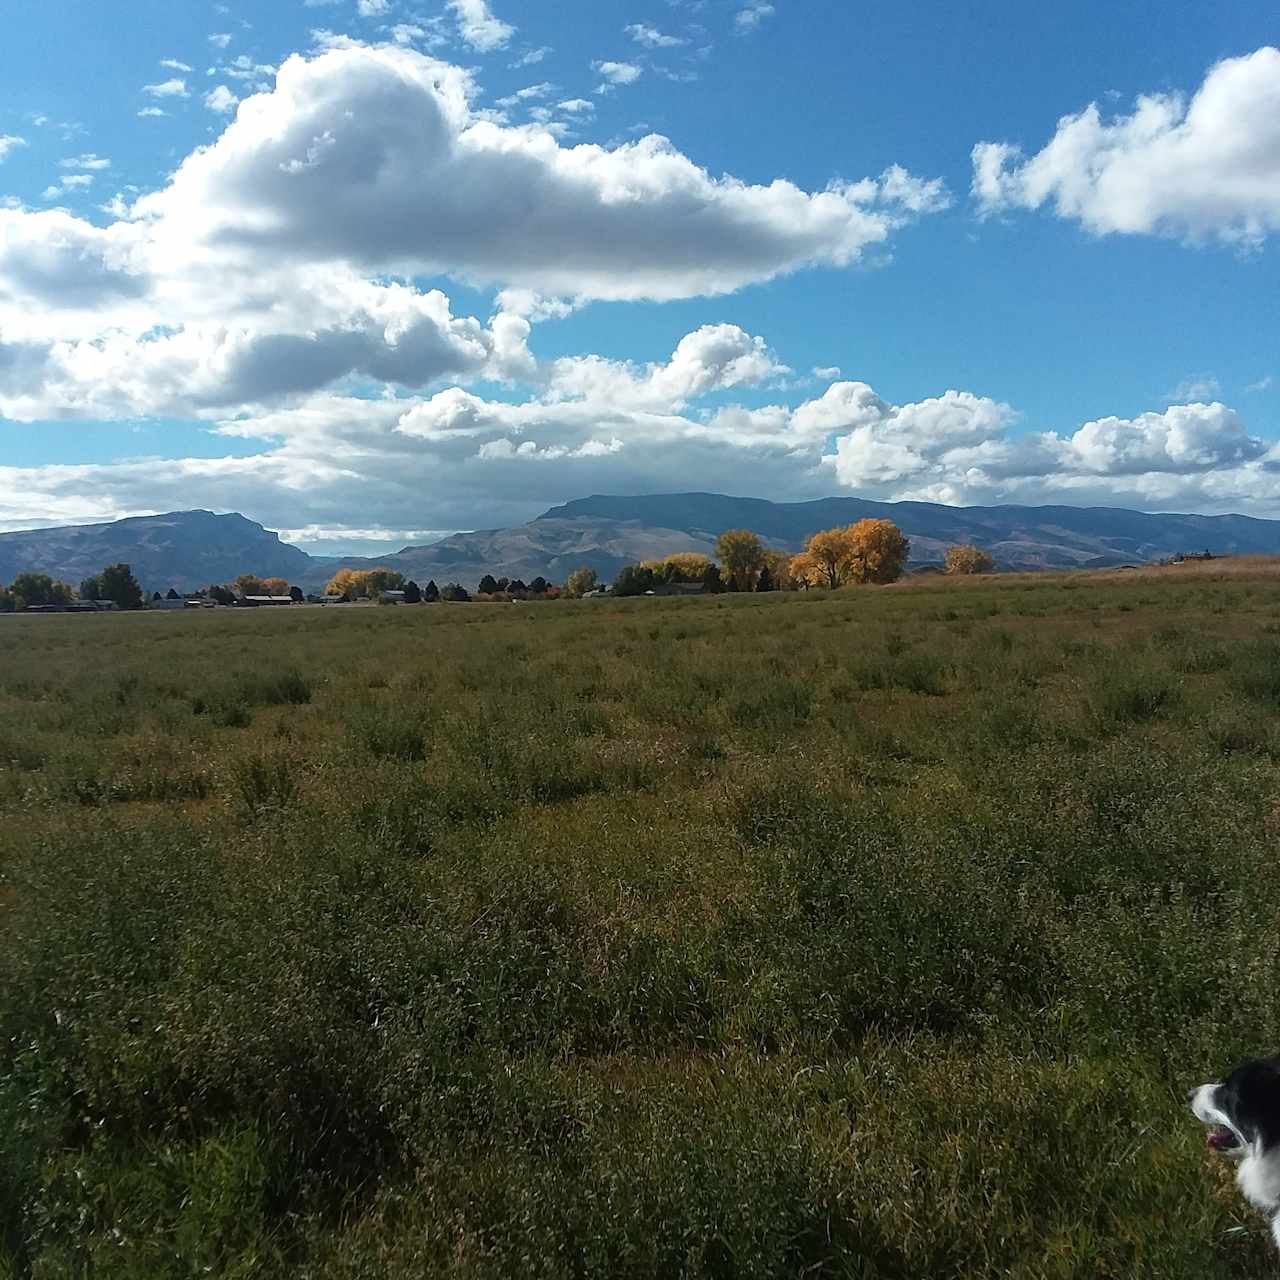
[423,580,440,602]
[564,567,599,598]
[402,580,422,604]
[0,585,13,613]
[98,564,144,609]
[756,564,774,592]
[529,576,549,595]
[166,587,181,600]
[80,575,102,601]
[289,585,305,602]
[363,568,405,595]
[11,573,73,610]
[701,563,724,594]
[208,584,236,606]
[612,564,655,597]
[234,574,265,597]
[478,574,500,595]
[440,582,469,602]
[715,529,765,591]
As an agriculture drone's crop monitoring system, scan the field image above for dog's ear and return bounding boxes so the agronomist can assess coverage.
[1234,1058,1280,1150]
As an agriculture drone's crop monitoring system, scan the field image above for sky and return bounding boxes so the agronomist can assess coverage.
[0,1,1277,553]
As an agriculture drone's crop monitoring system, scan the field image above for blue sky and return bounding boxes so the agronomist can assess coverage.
[0,0,1277,549]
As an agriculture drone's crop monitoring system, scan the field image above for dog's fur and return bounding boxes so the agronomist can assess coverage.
[1191,1055,1280,1249]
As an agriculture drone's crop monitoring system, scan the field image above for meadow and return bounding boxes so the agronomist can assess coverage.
[3,564,1280,1277]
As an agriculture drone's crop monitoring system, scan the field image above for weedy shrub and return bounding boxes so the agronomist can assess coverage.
[232,668,313,707]
[728,678,812,729]
[232,751,298,813]
[350,707,428,761]
[1230,640,1280,706]
[1093,667,1181,724]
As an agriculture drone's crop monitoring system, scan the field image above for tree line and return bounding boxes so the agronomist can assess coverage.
[0,563,145,612]
[0,532,997,613]
[605,520,975,596]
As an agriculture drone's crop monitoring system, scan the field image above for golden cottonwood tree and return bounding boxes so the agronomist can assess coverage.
[847,519,910,584]
[564,567,599,598]
[715,529,765,591]
[788,553,824,589]
[945,544,995,575]
[801,519,911,588]
[805,527,856,588]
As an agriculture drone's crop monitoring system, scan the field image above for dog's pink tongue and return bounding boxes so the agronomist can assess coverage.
[1207,1126,1236,1152]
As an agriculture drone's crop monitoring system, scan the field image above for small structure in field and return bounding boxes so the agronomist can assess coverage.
[239,595,296,607]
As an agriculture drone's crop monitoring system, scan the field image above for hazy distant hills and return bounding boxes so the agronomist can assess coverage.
[0,510,314,591]
[5,493,1280,592]
[541,493,1280,570]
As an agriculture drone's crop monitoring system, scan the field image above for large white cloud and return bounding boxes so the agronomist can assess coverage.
[826,392,1270,506]
[0,41,945,425]
[3,336,1274,537]
[129,43,947,302]
[0,292,530,422]
[544,324,783,410]
[973,46,1280,246]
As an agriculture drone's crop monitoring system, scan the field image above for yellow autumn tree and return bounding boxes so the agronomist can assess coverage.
[324,568,368,600]
[233,574,265,597]
[261,577,290,596]
[944,544,995,575]
[324,567,404,599]
[805,527,857,589]
[847,518,910,584]
[788,553,824,589]
[761,548,793,590]
[662,552,713,583]
[640,554,713,584]
[715,529,765,591]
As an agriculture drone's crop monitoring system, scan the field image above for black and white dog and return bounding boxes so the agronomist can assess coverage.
[1191,1055,1280,1249]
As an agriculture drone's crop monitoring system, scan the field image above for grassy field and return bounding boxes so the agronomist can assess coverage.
[4,564,1280,1277]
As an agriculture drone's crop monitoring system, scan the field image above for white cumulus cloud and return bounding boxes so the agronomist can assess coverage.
[143,78,189,98]
[735,2,775,32]
[125,43,946,303]
[595,60,643,89]
[449,0,514,52]
[972,46,1280,247]
[204,85,239,113]
[626,23,686,48]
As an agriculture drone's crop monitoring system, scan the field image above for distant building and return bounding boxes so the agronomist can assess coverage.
[651,582,706,596]
[380,590,407,603]
[240,595,295,607]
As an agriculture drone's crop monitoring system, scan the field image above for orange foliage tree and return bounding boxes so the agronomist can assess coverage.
[944,544,995,575]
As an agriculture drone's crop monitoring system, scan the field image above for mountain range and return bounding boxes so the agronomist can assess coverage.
[3,493,1278,593]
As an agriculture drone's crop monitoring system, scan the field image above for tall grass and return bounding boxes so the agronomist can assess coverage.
[3,569,1280,1275]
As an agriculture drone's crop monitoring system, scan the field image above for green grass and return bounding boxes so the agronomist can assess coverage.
[3,570,1280,1276]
